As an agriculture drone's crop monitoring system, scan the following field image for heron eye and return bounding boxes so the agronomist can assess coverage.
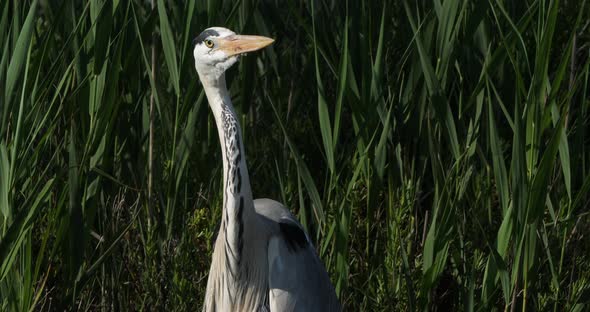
[204,39,214,48]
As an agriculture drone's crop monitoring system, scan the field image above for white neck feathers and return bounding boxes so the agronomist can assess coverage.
[200,72,254,274]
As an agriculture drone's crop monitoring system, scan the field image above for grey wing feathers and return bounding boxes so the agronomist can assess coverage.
[254,199,341,312]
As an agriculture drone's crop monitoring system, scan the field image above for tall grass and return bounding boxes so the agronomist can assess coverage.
[1,0,589,310]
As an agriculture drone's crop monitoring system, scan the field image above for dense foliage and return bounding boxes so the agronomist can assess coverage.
[1,0,589,310]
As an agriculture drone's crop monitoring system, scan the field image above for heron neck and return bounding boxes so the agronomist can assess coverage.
[202,73,254,265]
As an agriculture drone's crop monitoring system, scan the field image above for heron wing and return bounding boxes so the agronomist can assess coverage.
[254,199,341,312]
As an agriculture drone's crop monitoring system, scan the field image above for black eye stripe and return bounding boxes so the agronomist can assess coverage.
[193,29,220,46]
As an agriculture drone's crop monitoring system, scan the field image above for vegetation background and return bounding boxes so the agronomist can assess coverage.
[1,0,589,310]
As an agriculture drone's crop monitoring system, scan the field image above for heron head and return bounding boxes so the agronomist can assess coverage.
[193,27,274,81]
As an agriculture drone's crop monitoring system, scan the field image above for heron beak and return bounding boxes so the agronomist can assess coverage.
[218,35,274,57]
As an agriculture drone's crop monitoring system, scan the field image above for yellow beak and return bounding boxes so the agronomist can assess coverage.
[218,35,275,57]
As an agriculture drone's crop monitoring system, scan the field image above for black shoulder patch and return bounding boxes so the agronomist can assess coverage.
[279,220,308,252]
[193,29,220,45]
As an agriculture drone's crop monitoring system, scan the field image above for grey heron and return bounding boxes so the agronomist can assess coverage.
[192,27,341,311]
